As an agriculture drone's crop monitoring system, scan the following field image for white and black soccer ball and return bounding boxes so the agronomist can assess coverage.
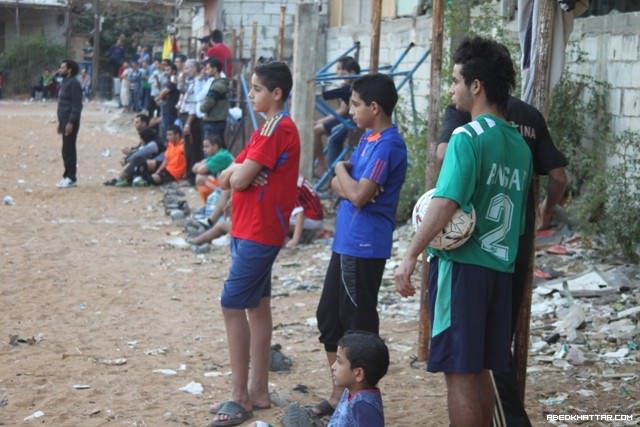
[411,188,476,250]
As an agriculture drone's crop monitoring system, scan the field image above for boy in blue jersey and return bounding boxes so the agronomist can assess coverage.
[314,74,407,416]
[394,37,533,427]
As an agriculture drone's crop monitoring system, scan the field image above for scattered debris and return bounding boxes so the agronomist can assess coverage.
[178,381,203,395]
[23,410,44,421]
[3,195,15,205]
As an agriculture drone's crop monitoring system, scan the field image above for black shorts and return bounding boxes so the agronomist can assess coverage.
[316,252,386,352]
[427,257,512,374]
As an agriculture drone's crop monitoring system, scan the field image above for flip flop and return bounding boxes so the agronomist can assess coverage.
[209,401,270,414]
[310,399,334,417]
[207,400,253,427]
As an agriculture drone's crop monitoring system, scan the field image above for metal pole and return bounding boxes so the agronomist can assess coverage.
[369,0,382,74]
[15,1,20,40]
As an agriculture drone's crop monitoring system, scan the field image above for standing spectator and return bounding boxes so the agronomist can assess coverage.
[108,38,125,76]
[148,58,163,117]
[56,59,83,189]
[200,57,229,143]
[394,37,533,427]
[179,59,206,185]
[140,61,151,114]
[80,68,91,102]
[313,74,407,417]
[129,61,142,112]
[207,62,299,427]
[205,29,233,77]
[119,61,131,111]
[156,61,179,141]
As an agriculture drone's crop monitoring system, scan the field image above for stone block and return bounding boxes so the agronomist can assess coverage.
[621,89,640,117]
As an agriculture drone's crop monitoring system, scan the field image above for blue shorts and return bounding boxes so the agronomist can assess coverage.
[427,257,512,374]
[220,238,281,309]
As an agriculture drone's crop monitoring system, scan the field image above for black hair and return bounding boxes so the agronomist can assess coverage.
[167,124,182,136]
[62,59,79,77]
[211,29,223,43]
[337,56,361,74]
[169,63,178,73]
[207,57,222,72]
[351,73,398,116]
[135,113,150,126]
[253,61,293,100]
[175,54,187,63]
[139,127,157,144]
[452,36,515,112]
[204,134,225,150]
[338,331,389,387]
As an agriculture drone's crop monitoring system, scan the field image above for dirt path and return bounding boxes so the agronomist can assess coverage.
[0,100,634,426]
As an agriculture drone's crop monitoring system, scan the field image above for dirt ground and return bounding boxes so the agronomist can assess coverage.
[0,99,637,426]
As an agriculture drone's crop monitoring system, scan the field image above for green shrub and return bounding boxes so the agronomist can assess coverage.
[599,131,640,261]
[0,36,65,96]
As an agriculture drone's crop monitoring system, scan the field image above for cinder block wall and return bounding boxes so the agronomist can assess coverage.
[568,11,640,133]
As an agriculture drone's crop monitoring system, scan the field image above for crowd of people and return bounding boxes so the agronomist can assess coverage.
[48,29,568,427]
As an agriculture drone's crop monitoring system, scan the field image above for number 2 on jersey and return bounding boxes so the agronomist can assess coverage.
[480,193,514,261]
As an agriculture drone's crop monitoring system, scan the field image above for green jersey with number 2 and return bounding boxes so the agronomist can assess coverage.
[430,113,533,273]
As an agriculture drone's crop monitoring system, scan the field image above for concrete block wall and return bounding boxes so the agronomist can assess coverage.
[326,15,433,118]
[221,0,329,64]
[568,11,640,133]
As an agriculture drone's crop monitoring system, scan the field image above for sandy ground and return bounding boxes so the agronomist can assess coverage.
[0,100,637,427]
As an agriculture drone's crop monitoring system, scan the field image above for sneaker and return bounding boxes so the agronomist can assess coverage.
[114,179,130,187]
[132,176,148,187]
[56,177,76,188]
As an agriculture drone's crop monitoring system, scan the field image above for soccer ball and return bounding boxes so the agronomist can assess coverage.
[411,188,476,250]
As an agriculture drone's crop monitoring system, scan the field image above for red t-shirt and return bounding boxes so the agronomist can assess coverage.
[206,43,233,77]
[231,113,300,246]
[165,140,186,180]
[296,176,323,221]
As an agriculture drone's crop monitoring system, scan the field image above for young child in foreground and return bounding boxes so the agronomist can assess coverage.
[327,331,389,426]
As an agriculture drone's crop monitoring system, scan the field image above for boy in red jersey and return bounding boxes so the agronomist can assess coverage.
[209,62,300,427]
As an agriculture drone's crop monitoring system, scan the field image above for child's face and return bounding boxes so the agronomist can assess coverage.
[203,139,218,156]
[349,90,376,130]
[331,346,358,389]
[166,130,179,143]
[249,73,278,114]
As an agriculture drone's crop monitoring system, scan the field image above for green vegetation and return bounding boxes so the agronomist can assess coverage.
[0,37,65,95]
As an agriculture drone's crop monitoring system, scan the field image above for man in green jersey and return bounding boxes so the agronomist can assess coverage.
[395,37,533,427]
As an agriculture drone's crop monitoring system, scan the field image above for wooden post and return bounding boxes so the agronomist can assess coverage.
[291,2,319,180]
[369,0,382,74]
[250,21,257,72]
[277,4,286,62]
[513,0,556,403]
[231,29,237,77]
[91,0,100,98]
[417,0,445,362]
[15,2,20,39]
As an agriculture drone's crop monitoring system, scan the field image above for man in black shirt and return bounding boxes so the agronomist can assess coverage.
[56,59,83,188]
[438,96,567,426]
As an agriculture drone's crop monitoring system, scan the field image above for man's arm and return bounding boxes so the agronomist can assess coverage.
[394,197,459,297]
[333,161,379,208]
[539,167,567,230]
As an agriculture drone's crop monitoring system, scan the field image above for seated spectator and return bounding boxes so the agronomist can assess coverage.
[192,135,234,205]
[313,56,360,177]
[104,127,161,187]
[30,68,53,101]
[286,176,324,248]
[187,188,231,246]
[151,125,186,185]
